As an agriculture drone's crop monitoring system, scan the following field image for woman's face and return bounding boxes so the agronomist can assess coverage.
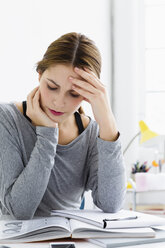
[39,64,84,124]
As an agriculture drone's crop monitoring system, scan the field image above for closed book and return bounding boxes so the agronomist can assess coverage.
[51,209,165,229]
[88,230,165,248]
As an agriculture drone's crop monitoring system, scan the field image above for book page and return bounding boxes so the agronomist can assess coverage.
[0,216,71,241]
[51,209,165,229]
[69,219,155,238]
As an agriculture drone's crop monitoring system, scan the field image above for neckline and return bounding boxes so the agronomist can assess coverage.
[57,118,92,149]
[10,102,93,149]
[11,102,36,130]
[22,100,85,135]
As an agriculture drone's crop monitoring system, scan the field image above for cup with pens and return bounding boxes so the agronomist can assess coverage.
[131,161,151,191]
[131,161,151,175]
[132,160,165,191]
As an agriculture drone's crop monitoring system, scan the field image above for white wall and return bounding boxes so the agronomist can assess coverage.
[0,0,111,118]
[112,0,145,176]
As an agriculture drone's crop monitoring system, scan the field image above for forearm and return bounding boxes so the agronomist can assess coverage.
[92,137,126,212]
[3,126,58,219]
[98,107,119,142]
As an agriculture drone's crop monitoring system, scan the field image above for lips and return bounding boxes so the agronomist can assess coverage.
[49,109,64,116]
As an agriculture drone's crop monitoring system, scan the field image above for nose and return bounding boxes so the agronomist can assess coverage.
[53,93,66,109]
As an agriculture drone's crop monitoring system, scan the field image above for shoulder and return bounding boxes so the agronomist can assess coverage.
[14,102,23,114]
[0,103,18,140]
[0,102,18,119]
[0,102,13,117]
[80,114,99,136]
[80,114,90,129]
[0,102,23,132]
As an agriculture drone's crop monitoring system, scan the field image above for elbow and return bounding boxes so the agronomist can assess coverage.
[3,189,36,220]
[96,199,123,213]
[96,188,126,213]
[101,202,123,213]
[7,207,34,220]
[13,212,34,220]
[5,199,35,220]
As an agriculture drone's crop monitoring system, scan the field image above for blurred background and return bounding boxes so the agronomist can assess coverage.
[0,0,165,212]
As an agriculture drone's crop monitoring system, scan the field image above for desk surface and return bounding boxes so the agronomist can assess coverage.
[1,241,165,248]
[0,241,96,248]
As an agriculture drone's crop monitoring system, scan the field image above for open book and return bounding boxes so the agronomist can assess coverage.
[51,209,165,229]
[0,216,155,243]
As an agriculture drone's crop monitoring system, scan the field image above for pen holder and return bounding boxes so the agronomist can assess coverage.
[135,173,165,191]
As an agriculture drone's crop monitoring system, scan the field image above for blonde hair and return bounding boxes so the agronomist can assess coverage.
[36,32,101,114]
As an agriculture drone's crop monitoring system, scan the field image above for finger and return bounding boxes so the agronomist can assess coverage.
[84,67,98,79]
[72,85,95,101]
[80,67,106,88]
[27,86,39,109]
[34,90,47,116]
[83,97,90,103]
[74,67,102,89]
[27,87,39,119]
[27,86,39,99]
[84,67,106,87]
[33,89,40,109]
[33,90,45,115]
[70,78,98,95]
[84,68,106,87]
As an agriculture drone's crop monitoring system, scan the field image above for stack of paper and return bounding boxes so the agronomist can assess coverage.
[88,230,165,248]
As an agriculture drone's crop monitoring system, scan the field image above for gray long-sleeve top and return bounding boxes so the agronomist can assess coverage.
[0,103,126,220]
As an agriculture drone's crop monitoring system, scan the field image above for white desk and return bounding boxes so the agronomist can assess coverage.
[1,241,165,248]
[127,188,165,211]
[0,241,96,248]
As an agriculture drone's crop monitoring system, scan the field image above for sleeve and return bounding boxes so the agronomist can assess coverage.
[85,131,127,213]
[0,121,58,220]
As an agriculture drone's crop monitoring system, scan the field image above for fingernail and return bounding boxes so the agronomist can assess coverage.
[75,67,79,71]
[69,76,73,80]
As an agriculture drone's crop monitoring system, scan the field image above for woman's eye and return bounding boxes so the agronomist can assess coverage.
[70,93,80,98]
[47,85,58,90]
[47,84,80,97]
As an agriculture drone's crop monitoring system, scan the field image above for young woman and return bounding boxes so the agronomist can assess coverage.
[0,32,126,220]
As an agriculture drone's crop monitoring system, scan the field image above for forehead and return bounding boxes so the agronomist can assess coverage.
[44,64,81,84]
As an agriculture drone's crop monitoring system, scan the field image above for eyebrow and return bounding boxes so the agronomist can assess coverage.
[46,77,79,94]
[47,78,60,87]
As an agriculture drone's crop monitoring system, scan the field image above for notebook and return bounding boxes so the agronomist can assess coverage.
[88,230,165,247]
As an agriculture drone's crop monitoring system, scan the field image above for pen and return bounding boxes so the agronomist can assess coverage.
[103,216,138,228]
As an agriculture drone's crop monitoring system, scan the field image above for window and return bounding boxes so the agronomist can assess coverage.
[145,0,165,134]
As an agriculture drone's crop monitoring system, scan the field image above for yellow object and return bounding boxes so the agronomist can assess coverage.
[152,160,159,167]
[139,120,159,144]
[127,182,133,189]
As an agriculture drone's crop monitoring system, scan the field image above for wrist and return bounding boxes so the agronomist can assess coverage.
[99,127,119,141]
[98,116,119,142]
